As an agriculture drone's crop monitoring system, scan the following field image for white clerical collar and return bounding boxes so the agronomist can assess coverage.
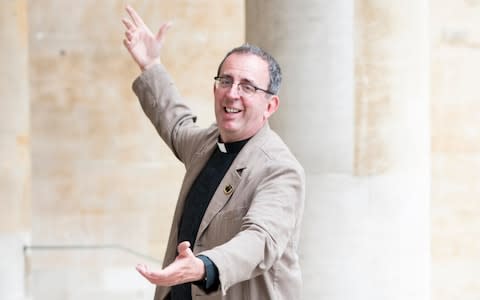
[217,141,227,153]
[216,137,251,154]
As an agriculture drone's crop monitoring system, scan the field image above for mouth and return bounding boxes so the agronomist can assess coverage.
[224,107,242,113]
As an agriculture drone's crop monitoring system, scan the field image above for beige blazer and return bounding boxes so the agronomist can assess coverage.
[133,64,305,300]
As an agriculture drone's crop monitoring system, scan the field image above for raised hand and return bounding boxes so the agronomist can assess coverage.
[136,241,205,286]
[122,5,172,71]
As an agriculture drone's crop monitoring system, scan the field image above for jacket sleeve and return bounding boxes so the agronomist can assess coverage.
[198,160,305,295]
[132,64,203,163]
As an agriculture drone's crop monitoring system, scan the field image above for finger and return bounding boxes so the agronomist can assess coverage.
[122,18,136,31]
[125,29,135,42]
[123,38,131,50]
[123,37,136,51]
[126,5,146,27]
[138,272,159,284]
[177,241,191,254]
[138,267,169,284]
[136,264,161,283]
[183,246,194,257]
[136,264,148,274]
[156,22,172,44]
[177,241,195,259]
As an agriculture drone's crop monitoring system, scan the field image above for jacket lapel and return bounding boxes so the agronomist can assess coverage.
[195,161,244,241]
[195,124,271,241]
[164,137,217,265]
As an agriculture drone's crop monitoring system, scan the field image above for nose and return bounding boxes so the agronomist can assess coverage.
[225,83,241,98]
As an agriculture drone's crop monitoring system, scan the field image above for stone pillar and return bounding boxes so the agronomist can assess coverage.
[0,0,31,300]
[246,1,430,299]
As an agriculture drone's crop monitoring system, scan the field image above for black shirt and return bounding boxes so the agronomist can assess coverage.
[170,138,249,300]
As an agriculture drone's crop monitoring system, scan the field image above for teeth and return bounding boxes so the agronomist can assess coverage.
[225,107,240,113]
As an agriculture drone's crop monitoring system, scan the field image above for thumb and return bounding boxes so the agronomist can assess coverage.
[177,241,192,257]
[156,21,172,44]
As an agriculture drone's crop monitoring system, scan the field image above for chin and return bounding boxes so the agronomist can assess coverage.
[219,121,239,131]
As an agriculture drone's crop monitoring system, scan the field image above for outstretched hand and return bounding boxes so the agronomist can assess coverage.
[122,5,172,71]
[136,241,205,286]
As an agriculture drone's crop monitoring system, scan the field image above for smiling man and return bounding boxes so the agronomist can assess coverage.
[213,51,279,143]
[122,5,305,300]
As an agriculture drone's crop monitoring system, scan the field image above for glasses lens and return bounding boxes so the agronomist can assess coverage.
[239,83,255,95]
[217,77,231,88]
[215,77,266,96]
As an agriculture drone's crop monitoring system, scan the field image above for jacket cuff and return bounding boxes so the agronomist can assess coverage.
[194,255,220,293]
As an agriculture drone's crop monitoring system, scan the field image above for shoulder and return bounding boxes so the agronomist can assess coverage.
[243,127,304,179]
[181,123,219,154]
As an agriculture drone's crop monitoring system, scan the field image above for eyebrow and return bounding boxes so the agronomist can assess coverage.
[220,74,256,85]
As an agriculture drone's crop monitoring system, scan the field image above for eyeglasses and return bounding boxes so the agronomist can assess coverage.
[214,76,274,96]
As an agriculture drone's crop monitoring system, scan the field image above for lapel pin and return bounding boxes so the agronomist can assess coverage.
[224,184,233,195]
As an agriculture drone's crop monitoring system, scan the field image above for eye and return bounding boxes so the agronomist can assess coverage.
[219,77,233,86]
[240,83,256,94]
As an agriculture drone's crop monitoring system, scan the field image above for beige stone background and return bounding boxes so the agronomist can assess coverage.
[0,0,479,300]
[431,1,480,299]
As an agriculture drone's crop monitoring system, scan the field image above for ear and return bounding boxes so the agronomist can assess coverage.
[263,95,279,120]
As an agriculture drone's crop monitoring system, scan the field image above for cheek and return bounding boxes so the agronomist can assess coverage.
[213,94,223,109]
[246,100,267,116]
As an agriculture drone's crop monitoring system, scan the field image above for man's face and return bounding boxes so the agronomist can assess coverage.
[214,53,279,143]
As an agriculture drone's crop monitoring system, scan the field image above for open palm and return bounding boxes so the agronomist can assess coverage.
[136,241,205,286]
[122,5,171,70]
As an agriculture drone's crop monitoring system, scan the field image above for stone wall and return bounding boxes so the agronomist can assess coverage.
[1,0,479,299]
[431,1,480,299]
[247,1,430,299]
[0,1,30,299]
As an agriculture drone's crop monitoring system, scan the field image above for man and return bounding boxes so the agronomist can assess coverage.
[122,5,305,300]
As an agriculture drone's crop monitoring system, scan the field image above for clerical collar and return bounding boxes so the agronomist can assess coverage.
[216,137,250,154]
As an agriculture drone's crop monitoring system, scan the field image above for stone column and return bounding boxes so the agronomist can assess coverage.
[246,1,430,299]
[0,1,30,299]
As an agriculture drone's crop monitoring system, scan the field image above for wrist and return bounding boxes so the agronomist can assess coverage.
[141,60,161,72]
[195,256,206,281]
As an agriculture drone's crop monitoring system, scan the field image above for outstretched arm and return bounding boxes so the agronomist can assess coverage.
[122,5,171,71]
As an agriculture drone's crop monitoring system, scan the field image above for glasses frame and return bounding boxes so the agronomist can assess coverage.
[214,76,274,96]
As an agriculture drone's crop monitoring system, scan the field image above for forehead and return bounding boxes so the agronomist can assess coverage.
[219,53,269,83]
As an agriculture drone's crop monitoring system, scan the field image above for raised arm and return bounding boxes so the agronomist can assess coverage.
[122,5,171,71]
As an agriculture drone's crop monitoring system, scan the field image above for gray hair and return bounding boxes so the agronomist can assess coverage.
[216,43,282,95]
